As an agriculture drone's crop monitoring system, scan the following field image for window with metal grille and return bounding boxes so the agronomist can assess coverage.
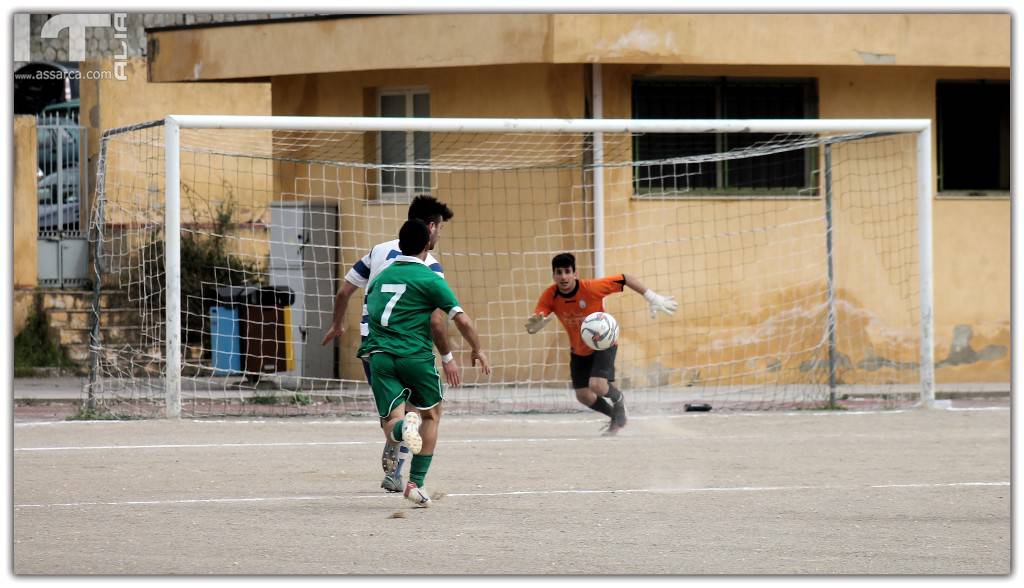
[632,77,819,197]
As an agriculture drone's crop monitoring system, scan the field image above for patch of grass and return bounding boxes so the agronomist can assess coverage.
[291,392,312,406]
[13,366,39,378]
[66,404,133,421]
[794,402,849,411]
[14,306,73,374]
[249,392,279,405]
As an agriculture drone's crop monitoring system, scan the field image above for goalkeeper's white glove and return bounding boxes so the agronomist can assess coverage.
[643,289,678,318]
[525,313,554,334]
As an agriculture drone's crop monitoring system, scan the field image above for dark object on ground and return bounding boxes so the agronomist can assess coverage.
[685,403,712,412]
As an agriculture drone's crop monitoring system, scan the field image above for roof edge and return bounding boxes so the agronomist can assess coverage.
[145,13,388,34]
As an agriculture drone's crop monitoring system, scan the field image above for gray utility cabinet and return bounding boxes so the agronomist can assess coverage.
[268,202,338,383]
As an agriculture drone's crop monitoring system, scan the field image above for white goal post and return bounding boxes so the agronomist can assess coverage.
[92,114,935,417]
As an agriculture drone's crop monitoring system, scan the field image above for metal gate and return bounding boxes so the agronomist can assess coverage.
[36,107,89,288]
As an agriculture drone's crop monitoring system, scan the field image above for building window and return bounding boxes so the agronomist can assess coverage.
[631,77,819,197]
[378,89,431,201]
[936,80,1010,195]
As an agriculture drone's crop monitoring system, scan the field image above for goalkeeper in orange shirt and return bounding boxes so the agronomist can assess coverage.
[525,253,677,435]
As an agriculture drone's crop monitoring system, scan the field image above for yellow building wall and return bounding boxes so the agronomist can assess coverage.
[820,66,1011,385]
[80,57,274,285]
[138,12,1010,390]
[272,64,587,382]
[150,14,553,82]
[550,13,1010,68]
[14,116,38,290]
[148,13,1009,82]
[81,58,272,155]
[93,49,1008,389]
[269,61,1008,387]
[601,63,1010,387]
[13,116,39,334]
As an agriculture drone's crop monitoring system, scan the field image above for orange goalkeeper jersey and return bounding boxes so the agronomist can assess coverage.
[534,274,626,356]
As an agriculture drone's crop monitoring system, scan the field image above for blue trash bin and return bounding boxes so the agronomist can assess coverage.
[210,305,242,375]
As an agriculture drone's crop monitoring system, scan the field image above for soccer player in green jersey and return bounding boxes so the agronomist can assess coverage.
[322,196,456,494]
[357,219,491,507]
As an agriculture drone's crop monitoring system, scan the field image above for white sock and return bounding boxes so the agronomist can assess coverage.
[396,443,411,477]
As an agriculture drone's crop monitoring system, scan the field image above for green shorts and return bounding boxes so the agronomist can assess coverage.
[368,352,444,418]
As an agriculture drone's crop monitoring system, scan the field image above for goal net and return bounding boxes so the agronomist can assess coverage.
[86,117,931,418]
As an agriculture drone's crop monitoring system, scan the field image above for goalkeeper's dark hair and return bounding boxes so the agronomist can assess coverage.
[399,219,432,256]
[407,195,454,224]
[552,252,576,272]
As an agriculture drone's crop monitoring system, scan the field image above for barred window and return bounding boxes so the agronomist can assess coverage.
[632,77,819,197]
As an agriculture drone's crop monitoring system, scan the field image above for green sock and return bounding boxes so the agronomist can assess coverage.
[409,454,433,487]
[391,420,404,443]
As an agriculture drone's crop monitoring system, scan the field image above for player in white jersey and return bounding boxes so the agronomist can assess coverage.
[322,196,458,493]
[349,239,445,339]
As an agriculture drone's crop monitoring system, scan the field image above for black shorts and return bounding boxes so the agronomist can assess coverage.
[569,346,617,390]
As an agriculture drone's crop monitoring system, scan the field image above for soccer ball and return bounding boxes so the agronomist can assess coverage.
[580,312,619,351]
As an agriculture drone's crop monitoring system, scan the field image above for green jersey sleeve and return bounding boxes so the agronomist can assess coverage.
[428,273,462,318]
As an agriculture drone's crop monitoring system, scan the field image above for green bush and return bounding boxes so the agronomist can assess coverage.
[139,194,264,349]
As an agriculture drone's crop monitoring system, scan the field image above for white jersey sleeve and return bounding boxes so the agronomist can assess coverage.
[343,246,376,289]
[352,239,446,338]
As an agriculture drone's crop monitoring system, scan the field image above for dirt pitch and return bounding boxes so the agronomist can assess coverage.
[12,404,1010,575]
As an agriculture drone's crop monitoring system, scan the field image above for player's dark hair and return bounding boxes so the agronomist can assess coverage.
[399,219,431,256]
[551,252,576,272]
[407,195,454,224]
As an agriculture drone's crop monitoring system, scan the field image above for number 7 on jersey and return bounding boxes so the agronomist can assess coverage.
[380,284,407,326]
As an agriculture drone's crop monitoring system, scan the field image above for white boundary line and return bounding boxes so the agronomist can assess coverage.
[13,437,596,452]
[14,481,1009,510]
[12,406,1009,428]
[19,427,1006,452]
